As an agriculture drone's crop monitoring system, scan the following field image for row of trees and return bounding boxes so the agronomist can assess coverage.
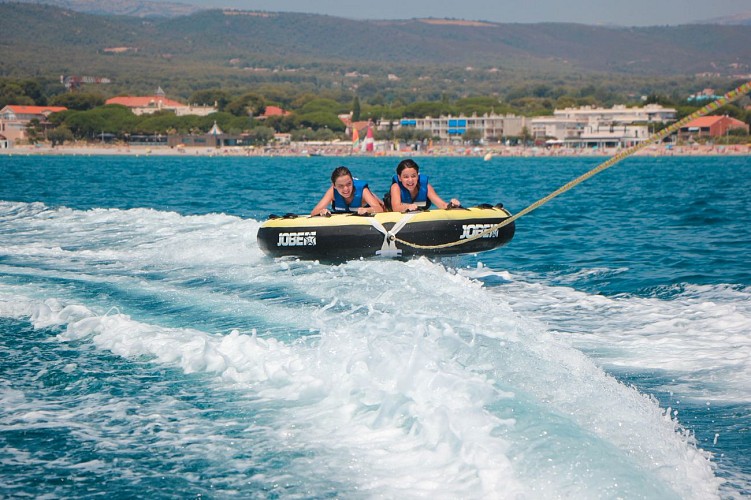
[4,77,751,146]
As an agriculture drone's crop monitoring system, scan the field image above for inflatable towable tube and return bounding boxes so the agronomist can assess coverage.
[257,204,515,260]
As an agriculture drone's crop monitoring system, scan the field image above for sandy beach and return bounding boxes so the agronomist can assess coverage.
[1,142,749,157]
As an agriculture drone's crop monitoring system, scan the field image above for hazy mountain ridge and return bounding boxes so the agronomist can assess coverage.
[5,0,751,25]
[702,11,751,26]
[0,0,202,18]
[1,2,750,99]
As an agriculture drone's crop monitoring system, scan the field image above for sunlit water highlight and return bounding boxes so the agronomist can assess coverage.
[0,154,749,498]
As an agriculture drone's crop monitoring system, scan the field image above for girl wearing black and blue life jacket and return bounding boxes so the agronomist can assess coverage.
[387,159,460,212]
[310,166,385,217]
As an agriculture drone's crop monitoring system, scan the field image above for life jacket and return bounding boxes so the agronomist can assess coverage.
[392,174,430,209]
[331,178,367,213]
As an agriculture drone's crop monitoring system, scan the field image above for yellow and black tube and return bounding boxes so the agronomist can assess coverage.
[257,204,515,260]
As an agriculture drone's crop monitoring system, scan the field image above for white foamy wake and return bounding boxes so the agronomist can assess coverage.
[464,264,751,403]
[0,260,721,499]
[0,202,725,497]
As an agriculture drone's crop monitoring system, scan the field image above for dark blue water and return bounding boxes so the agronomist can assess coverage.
[1,153,749,498]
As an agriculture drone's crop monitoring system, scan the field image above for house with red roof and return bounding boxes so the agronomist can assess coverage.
[338,114,370,140]
[0,104,68,146]
[679,115,749,140]
[258,105,290,119]
[105,87,216,116]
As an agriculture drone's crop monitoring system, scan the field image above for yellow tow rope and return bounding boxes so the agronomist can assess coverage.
[395,80,751,250]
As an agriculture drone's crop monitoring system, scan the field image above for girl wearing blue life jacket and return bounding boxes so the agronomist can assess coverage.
[310,166,385,217]
[388,158,460,212]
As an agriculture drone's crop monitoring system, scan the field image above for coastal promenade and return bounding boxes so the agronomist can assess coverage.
[1,143,749,157]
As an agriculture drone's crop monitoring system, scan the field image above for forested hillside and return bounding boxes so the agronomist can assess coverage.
[1,2,750,102]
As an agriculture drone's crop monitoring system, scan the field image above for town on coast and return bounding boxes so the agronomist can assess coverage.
[3,84,750,159]
[2,141,749,157]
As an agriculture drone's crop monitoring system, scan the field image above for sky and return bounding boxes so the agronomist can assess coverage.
[176,0,751,26]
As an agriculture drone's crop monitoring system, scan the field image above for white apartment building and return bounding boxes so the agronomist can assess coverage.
[376,104,675,147]
[531,104,676,148]
[386,113,528,142]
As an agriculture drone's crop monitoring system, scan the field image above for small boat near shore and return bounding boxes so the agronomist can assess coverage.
[257,204,515,260]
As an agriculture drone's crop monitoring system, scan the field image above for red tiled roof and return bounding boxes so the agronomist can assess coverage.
[684,116,724,127]
[262,105,289,117]
[684,115,747,128]
[106,96,185,108]
[5,105,67,114]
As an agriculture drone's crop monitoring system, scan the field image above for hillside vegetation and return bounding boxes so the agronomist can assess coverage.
[1,2,751,103]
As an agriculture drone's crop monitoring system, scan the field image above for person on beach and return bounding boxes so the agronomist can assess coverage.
[386,158,460,212]
[310,166,384,216]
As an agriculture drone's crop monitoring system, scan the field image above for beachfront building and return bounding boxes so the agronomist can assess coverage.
[106,87,216,116]
[0,104,68,146]
[530,104,677,148]
[386,113,527,142]
[678,115,749,141]
[167,121,248,149]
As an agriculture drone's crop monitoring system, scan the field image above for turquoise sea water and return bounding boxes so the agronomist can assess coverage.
[0,153,749,498]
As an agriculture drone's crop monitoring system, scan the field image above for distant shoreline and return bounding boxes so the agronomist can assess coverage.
[2,143,750,158]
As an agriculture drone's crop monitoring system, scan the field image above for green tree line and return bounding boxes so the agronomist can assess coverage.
[3,77,750,146]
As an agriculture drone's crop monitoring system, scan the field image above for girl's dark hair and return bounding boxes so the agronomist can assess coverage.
[396,158,419,175]
[331,166,353,184]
